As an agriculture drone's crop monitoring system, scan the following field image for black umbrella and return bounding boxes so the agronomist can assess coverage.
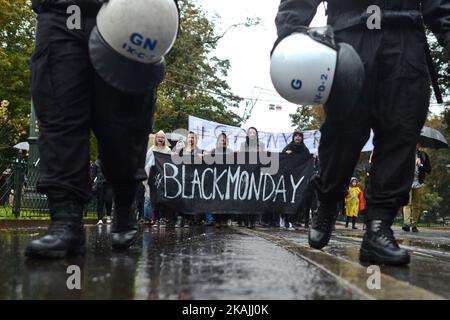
[419,126,448,149]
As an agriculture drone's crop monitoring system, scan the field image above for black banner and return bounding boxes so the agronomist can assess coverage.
[149,152,314,215]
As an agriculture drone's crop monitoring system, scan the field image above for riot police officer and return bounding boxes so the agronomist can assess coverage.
[275,0,450,265]
[25,0,178,258]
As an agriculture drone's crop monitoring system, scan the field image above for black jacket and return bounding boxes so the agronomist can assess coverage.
[282,141,311,156]
[32,0,103,15]
[417,150,431,184]
[275,0,450,49]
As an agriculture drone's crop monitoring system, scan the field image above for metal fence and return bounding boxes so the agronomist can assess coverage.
[0,153,97,219]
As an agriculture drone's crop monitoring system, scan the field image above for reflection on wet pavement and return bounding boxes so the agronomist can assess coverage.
[263,227,450,299]
[0,225,360,300]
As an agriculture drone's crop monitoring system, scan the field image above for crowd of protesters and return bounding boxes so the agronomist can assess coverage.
[88,126,430,232]
[128,127,319,230]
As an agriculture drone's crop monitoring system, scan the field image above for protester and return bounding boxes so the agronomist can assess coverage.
[240,127,266,153]
[402,144,431,233]
[182,131,204,157]
[299,154,319,229]
[142,134,155,225]
[91,158,113,225]
[282,130,310,156]
[240,127,266,229]
[281,130,310,230]
[275,0,450,265]
[174,132,204,228]
[145,131,171,227]
[208,133,234,228]
[345,178,365,230]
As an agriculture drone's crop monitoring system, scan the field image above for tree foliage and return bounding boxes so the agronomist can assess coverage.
[0,0,34,123]
[0,0,34,168]
[289,104,325,131]
[154,0,244,132]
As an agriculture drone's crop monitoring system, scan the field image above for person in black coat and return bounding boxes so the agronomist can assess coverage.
[208,133,234,228]
[281,130,311,229]
[282,130,310,157]
[239,127,266,228]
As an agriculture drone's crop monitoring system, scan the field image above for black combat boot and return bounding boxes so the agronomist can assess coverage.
[111,204,139,250]
[308,201,338,249]
[360,220,410,266]
[25,196,85,259]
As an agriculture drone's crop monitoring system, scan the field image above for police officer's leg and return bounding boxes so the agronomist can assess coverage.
[360,28,430,265]
[92,74,155,249]
[25,13,96,258]
[309,28,376,250]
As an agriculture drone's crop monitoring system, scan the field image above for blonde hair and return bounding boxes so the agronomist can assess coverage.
[154,130,171,148]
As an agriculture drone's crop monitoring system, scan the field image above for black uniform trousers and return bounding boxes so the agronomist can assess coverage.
[313,25,430,222]
[30,12,156,205]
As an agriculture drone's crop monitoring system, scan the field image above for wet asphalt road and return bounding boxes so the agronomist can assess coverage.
[0,222,448,300]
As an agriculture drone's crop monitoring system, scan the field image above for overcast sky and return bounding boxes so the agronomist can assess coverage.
[194,0,443,131]
[195,0,325,132]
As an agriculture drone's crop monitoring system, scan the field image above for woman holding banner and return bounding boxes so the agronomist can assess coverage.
[281,131,311,230]
[144,131,171,227]
[175,132,204,227]
[239,127,266,229]
[208,133,234,228]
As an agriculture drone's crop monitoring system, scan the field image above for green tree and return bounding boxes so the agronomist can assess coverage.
[422,115,450,217]
[289,104,325,131]
[154,0,246,132]
[428,31,450,100]
[0,0,34,171]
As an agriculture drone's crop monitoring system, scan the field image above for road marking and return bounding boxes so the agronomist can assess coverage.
[412,251,434,258]
[235,227,445,300]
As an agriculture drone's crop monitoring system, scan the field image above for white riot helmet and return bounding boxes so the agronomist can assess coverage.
[89,0,180,94]
[270,27,365,113]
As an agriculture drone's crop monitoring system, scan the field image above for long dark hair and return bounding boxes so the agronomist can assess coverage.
[216,132,228,149]
[245,127,260,150]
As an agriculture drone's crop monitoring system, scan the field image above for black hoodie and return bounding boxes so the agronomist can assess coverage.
[282,131,310,156]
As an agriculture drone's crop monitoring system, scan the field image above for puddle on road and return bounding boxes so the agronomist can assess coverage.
[0,226,360,300]
[267,229,450,299]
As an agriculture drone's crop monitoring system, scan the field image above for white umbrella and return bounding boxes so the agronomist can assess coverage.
[13,142,29,151]
[419,127,448,149]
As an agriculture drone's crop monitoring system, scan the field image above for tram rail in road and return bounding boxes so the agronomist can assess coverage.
[235,227,446,300]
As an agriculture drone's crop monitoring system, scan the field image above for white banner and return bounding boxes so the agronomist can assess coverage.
[188,116,374,154]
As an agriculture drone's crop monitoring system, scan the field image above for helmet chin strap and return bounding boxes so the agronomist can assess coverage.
[307,26,338,50]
